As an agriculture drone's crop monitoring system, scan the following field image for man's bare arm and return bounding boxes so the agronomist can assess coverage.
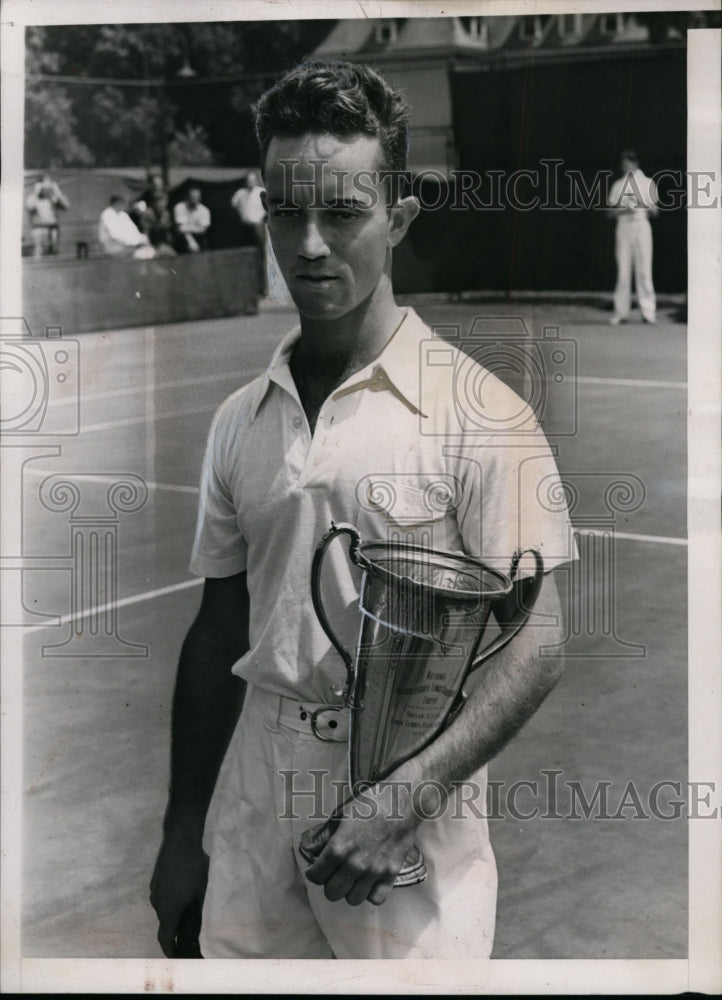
[305,571,566,905]
[150,572,249,955]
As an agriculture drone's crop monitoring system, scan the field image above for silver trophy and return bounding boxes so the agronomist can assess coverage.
[299,522,544,886]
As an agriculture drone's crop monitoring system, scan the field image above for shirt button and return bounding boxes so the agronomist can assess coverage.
[292,416,302,430]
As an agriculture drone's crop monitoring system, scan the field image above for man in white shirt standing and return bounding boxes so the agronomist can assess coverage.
[231,170,268,304]
[98,195,154,259]
[150,59,576,961]
[607,150,659,326]
[26,173,70,258]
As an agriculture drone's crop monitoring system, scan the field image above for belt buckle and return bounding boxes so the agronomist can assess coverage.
[310,706,346,743]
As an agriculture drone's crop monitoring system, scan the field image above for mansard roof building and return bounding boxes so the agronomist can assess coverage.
[311,12,691,174]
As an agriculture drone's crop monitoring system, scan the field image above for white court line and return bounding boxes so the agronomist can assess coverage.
[21,527,686,635]
[81,403,218,434]
[46,371,685,410]
[71,368,259,405]
[576,527,687,546]
[24,468,199,494]
[75,379,686,433]
[576,376,686,389]
[22,578,204,635]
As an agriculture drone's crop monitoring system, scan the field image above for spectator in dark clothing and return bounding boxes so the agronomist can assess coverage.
[140,192,177,257]
[130,170,167,228]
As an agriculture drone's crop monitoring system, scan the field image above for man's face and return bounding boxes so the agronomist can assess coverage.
[188,189,201,206]
[621,157,636,173]
[264,132,414,322]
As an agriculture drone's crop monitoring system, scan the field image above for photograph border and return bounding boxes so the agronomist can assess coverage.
[1,0,720,993]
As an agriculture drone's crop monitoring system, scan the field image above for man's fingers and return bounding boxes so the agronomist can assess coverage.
[321,868,358,902]
[368,878,395,906]
[345,874,388,907]
[304,846,344,885]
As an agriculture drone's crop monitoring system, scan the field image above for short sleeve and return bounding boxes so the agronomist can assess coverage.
[455,415,578,580]
[189,408,248,578]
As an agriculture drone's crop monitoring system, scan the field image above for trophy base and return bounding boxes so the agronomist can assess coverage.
[393,845,427,887]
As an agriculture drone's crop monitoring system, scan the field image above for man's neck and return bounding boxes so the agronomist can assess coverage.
[290,282,406,433]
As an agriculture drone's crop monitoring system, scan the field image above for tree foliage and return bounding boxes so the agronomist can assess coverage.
[25,20,336,169]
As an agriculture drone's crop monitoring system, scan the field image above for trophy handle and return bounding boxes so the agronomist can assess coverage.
[311,522,369,690]
[468,548,545,674]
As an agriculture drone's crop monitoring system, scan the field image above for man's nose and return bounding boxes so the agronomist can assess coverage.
[299,218,330,259]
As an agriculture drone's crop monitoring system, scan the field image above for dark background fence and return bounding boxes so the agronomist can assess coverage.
[395,46,687,295]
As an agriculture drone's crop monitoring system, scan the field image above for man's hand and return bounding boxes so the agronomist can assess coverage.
[150,573,248,955]
[149,819,209,957]
[302,776,425,907]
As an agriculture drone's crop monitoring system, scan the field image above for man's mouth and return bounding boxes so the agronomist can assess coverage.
[295,273,338,283]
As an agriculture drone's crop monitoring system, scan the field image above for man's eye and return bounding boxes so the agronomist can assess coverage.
[271,208,301,219]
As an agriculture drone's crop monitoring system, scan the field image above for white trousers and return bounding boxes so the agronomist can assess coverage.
[200,684,497,959]
[614,218,656,321]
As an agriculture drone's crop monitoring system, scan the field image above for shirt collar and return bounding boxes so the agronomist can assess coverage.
[248,308,428,423]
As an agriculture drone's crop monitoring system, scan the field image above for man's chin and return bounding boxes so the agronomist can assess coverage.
[290,293,350,322]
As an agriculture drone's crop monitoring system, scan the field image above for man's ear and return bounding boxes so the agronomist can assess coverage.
[388,196,420,248]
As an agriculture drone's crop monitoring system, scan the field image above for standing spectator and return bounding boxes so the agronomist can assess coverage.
[607,150,658,325]
[173,187,211,253]
[140,192,177,257]
[26,173,70,259]
[231,170,268,301]
[98,196,155,259]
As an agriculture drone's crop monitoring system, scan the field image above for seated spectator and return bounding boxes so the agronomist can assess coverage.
[173,187,211,252]
[98,196,155,259]
[129,169,166,227]
[139,192,176,257]
[26,173,70,259]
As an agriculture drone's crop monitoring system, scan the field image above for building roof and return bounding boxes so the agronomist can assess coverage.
[311,12,676,64]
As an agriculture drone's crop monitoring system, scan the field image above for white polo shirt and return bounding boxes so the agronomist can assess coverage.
[190,308,576,702]
[608,168,657,222]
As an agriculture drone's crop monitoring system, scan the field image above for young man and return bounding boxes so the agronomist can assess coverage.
[150,60,575,959]
[607,150,659,325]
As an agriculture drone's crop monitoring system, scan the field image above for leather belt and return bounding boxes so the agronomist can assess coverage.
[277,695,349,742]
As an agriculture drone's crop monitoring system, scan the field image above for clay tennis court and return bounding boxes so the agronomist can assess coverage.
[20,297,687,959]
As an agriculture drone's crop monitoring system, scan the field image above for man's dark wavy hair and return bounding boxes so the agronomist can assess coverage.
[254,60,410,175]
